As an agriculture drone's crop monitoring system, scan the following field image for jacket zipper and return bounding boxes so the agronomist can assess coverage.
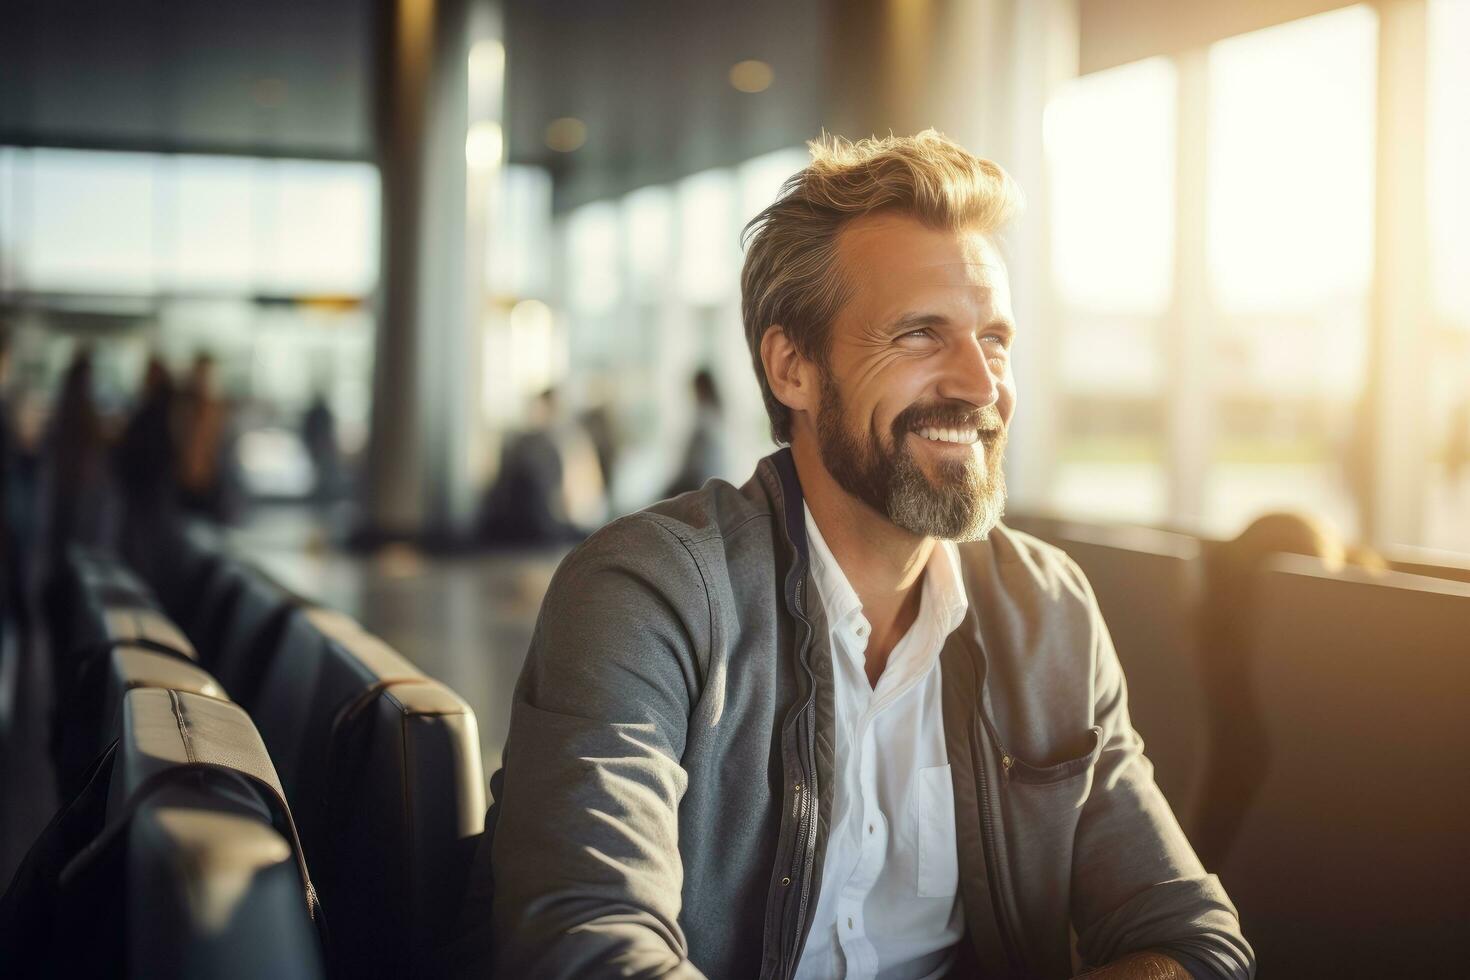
[782,571,819,980]
[977,707,1024,973]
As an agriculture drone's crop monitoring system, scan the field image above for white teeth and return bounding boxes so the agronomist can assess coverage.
[916,426,979,444]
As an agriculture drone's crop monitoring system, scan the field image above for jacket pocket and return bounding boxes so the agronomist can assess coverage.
[1006,726,1103,787]
[916,764,959,898]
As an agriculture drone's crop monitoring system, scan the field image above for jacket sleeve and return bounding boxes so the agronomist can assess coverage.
[1063,558,1256,980]
[487,516,711,978]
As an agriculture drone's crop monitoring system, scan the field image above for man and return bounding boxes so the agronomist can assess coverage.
[457,132,1253,979]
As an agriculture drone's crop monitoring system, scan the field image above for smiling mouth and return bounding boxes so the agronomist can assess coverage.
[913,425,981,445]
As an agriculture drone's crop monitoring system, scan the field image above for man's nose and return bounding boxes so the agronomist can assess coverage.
[935,334,1001,409]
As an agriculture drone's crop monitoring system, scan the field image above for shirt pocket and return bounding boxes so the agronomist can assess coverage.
[916,764,959,898]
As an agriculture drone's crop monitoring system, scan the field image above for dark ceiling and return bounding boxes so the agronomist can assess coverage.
[0,0,831,205]
[504,0,828,209]
[0,0,374,159]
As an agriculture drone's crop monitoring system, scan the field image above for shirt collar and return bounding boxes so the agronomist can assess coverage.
[804,504,866,632]
[803,504,970,642]
[927,536,970,638]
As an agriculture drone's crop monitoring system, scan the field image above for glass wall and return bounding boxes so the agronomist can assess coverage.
[1202,5,1375,538]
[1040,3,1470,555]
[554,145,808,511]
[1045,56,1175,524]
[0,146,380,499]
[1424,0,1470,553]
[538,1,1466,556]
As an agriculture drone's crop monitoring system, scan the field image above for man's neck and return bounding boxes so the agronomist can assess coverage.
[791,437,933,683]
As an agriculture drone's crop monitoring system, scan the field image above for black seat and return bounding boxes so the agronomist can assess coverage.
[128,519,225,633]
[45,548,168,702]
[98,643,229,751]
[184,558,250,669]
[204,569,307,711]
[66,551,155,609]
[109,688,325,979]
[1,688,325,979]
[47,550,208,797]
[1217,557,1470,977]
[253,606,486,978]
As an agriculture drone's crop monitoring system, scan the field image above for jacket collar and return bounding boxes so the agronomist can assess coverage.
[767,446,809,564]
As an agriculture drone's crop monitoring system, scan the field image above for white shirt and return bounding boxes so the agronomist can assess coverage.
[794,505,968,980]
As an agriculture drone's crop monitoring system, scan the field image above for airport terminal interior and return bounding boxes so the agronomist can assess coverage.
[1,0,1468,977]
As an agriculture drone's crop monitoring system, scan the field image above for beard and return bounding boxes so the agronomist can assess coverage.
[814,374,1008,542]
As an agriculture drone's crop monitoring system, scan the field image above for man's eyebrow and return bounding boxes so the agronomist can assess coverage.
[889,311,1016,334]
[889,312,949,332]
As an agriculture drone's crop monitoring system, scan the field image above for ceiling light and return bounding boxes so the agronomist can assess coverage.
[465,121,503,169]
[545,117,587,153]
[729,60,773,94]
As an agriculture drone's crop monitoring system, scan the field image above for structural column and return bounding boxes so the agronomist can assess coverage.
[1365,0,1430,548]
[1167,47,1212,528]
[364,0,480,541]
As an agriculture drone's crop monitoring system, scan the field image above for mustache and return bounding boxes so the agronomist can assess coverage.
[891,401,1005,438]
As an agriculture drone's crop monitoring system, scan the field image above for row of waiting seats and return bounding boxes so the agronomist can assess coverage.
[2,523,486,978]
[1008,514,1470,979]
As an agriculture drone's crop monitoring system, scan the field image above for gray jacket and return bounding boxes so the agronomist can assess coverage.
[457,449,1254,979]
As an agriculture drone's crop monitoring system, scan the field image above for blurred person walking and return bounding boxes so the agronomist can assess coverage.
[663,368,728,497]
[39,347,115,559]
[114,356,177,535]
[480,388,603,546]
[0,327,17,642]
[302,390,342,506]
[174,353,238,523]
[0,328,16,588]
[579,402,619,499]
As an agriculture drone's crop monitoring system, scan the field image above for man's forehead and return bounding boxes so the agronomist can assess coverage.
[838,213,1008,287]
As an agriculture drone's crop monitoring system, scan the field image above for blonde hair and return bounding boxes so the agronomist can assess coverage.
[740,129,1024,443]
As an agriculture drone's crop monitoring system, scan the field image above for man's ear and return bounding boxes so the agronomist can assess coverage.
[761,326,819,418]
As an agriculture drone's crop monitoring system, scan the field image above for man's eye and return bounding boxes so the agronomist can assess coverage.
[900,329,932,341]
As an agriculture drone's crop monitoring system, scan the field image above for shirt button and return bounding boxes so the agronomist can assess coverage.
[847,916,854,930]
[855,624,868,637]
[868,823,874,834]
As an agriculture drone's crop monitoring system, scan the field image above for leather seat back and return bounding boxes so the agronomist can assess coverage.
[207,571,302,710]
[131,520,225,634]
[111,688,324,980]
[253,607,486,978]
[47,549,171,697]
[1218,557,1470,976]
[187,559,250,670]
[99,644,229,752]
[49,550,204,796]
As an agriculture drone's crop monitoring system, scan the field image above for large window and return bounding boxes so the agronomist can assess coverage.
[1038,4,1440,549]
[1045,57,1176,523]
[0,147,382,489]
[1202,5,1376,538]
[550,147,808,510]
[1424,0,1470,553]
[0,148,379,297]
